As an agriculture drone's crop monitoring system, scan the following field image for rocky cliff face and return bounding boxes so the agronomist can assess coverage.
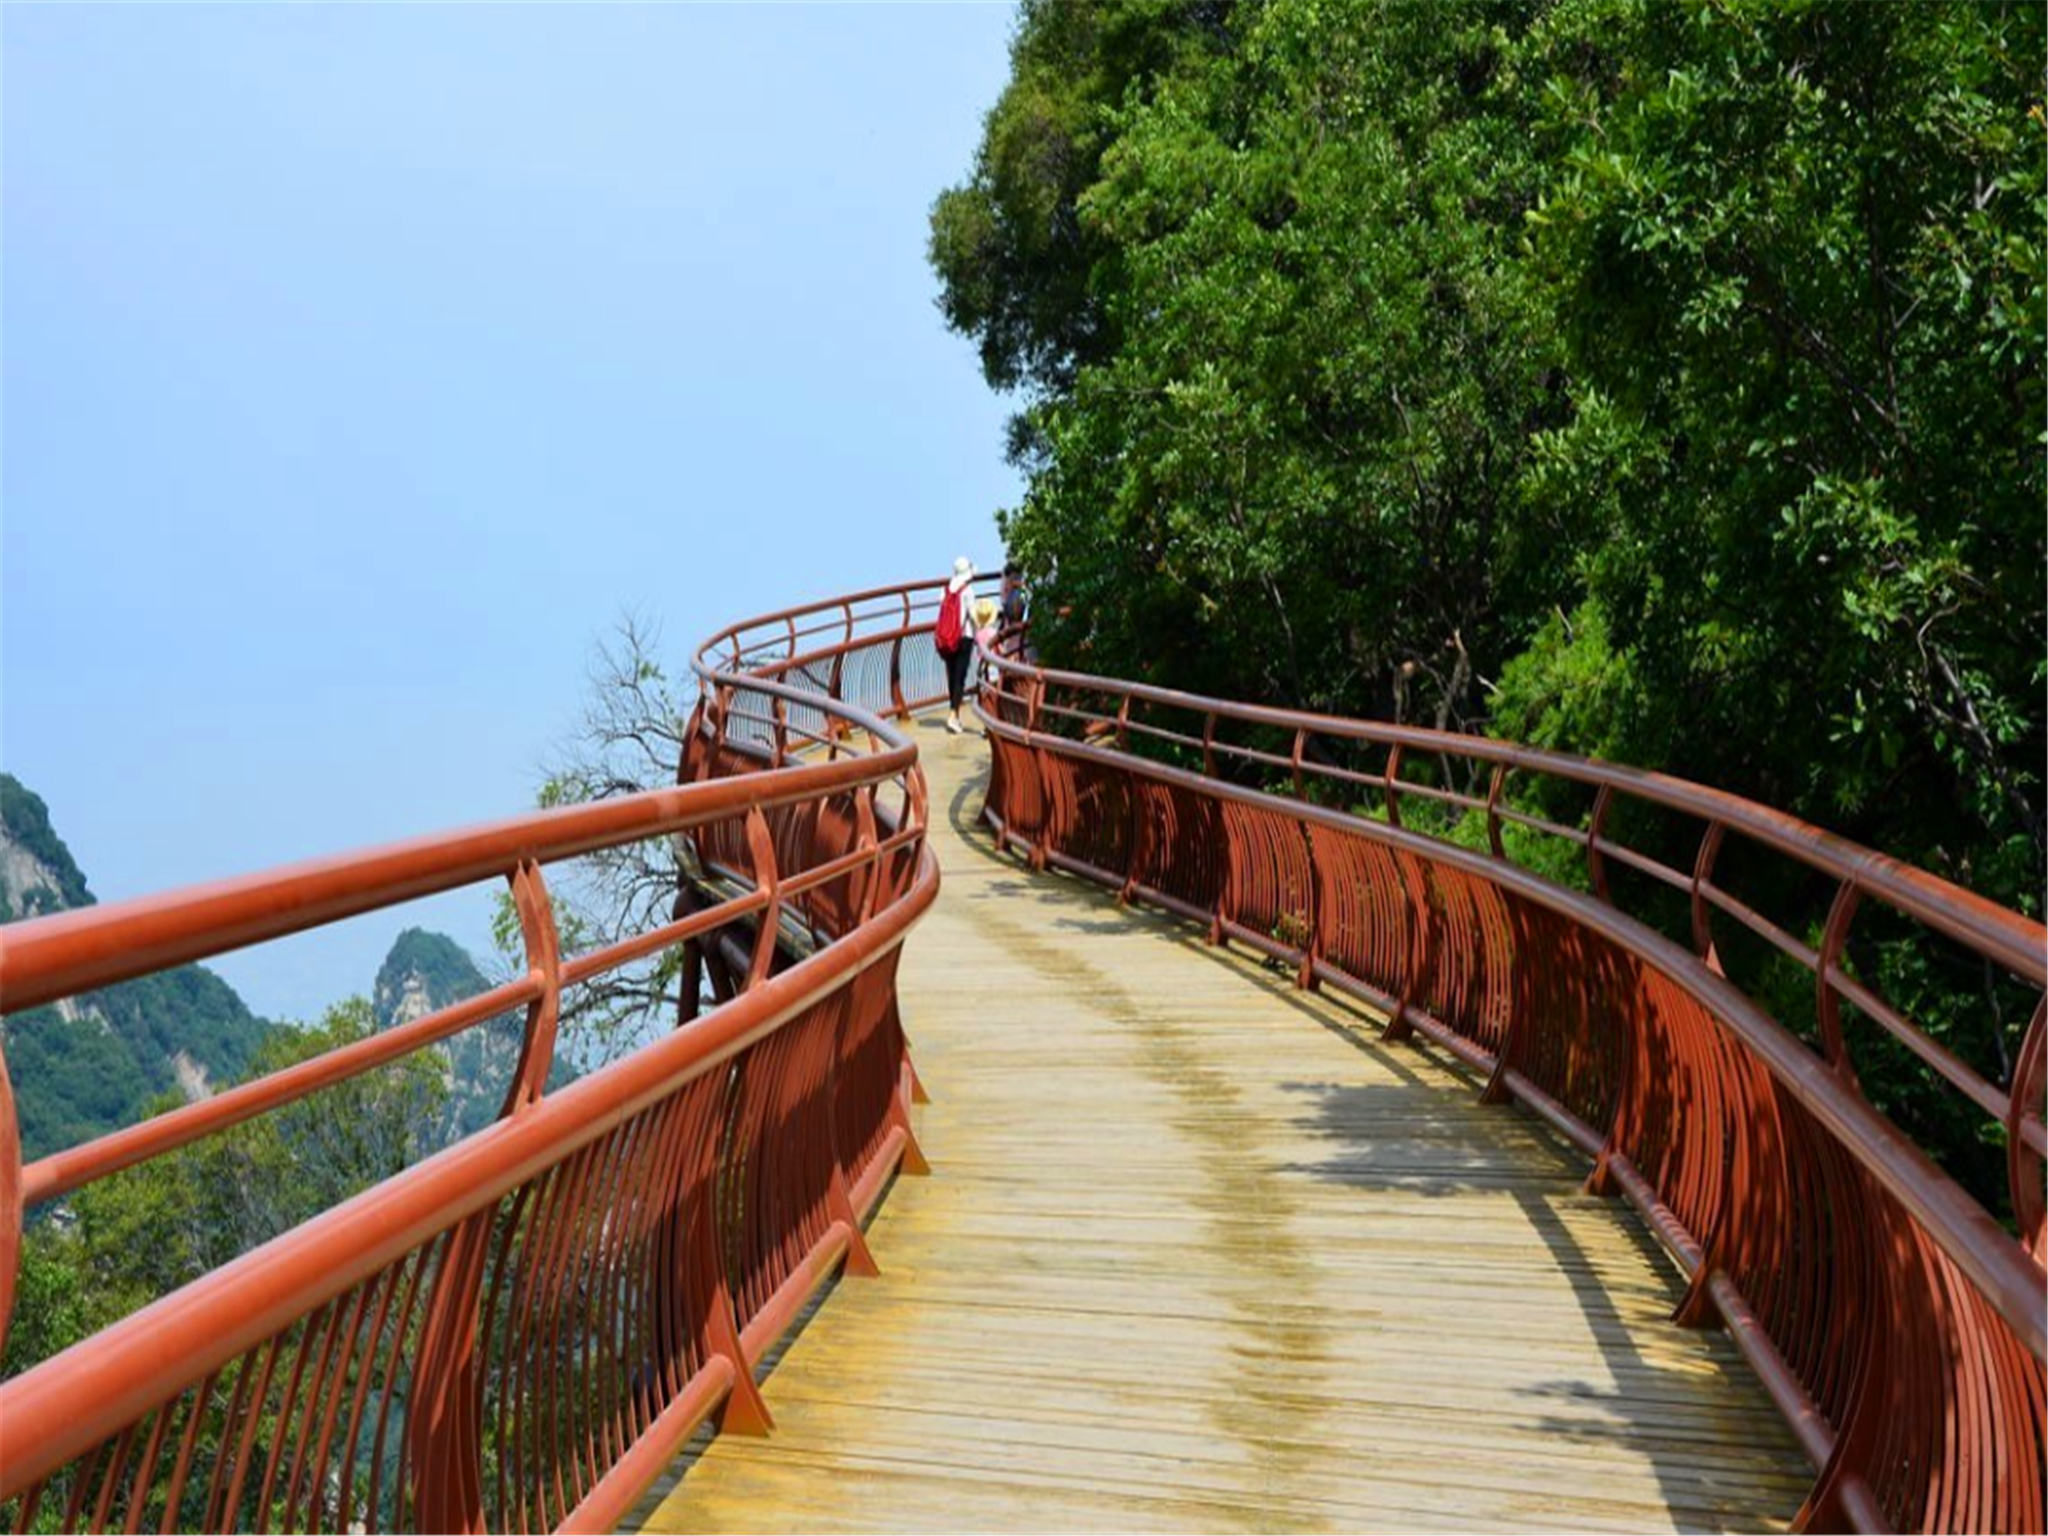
[0,774,274,1162]
[372,926,528,1142]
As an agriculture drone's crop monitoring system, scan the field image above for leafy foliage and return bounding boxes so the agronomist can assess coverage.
[933,0,2045,1204]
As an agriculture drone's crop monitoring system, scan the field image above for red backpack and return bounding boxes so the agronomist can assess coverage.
[935,586,967,653]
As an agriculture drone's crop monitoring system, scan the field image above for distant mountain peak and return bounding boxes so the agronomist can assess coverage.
[0,774,271,1162]
[1,772,95,920]
[374,927,490,1030]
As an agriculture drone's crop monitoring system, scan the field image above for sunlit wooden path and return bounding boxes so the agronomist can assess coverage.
[631,722,1808,1533]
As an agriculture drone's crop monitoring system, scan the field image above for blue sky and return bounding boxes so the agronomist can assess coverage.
[2,4,1021,1020]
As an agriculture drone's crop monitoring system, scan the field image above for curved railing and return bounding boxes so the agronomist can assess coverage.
[978,658,2046,1534]
[5,571,2040,1533]
[0,578,983,1534]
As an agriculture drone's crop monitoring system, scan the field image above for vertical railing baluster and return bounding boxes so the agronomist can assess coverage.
[1690,822,1726,970]
[0,1051,18,1370]
[2008,998,2047,1263]
[1816,879,1863,1079]
[1585,785,1613,903]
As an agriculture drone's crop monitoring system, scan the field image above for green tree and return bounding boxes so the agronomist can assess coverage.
[932,0,2044,1201]
[5,998,447,1380]
[941,0,1570,728]
[1510,0,2045,904]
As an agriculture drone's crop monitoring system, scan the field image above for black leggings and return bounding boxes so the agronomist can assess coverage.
[943,644,974,711]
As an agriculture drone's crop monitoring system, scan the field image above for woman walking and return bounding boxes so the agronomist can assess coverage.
[935,556,976,734]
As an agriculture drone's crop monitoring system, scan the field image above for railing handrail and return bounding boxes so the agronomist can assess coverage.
[989,654,2045,984]
[0,573,978,1533]
[982,708,2045,1354]
[0,864,935,1500]
[977,647,2046,1534]
[0,747,909,1017]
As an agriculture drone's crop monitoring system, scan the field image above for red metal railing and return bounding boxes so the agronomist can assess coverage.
[979,658,2046,1534]
[7,570,2038,1533]
[0,578,983,1534]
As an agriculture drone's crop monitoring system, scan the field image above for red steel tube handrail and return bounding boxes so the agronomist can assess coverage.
[977,654,2047,1534]
[0,853,936,1500]
[987,656,2043,983]
[984,656,2046,1148]
[983,712,2044,1352]
[0,744,908,1016]
[0,574,980,1534]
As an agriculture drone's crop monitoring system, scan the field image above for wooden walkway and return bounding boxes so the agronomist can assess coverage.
[631,722,1809,1533]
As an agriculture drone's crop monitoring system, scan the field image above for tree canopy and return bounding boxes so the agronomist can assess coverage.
[932,0,2044,923]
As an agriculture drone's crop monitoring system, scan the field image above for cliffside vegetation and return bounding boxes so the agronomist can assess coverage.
[0,774,276,1162]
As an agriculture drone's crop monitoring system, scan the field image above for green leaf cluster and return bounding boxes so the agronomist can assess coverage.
[933,0,2045,1203]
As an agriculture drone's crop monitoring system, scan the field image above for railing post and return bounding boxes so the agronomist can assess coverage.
[1484,765,1507,858]
[853,787,882,924]
[1201,712,1217,778]
[499,860,562,1117]
[1121,776,1147,907]
[1209,784,1234,948]
[1383,744,1404,828]
[826,651,847,749]
[1296,817,1321,993]
[699,1090,774,1437]
[888,635,908,720]
[744,808,782,989]
[2009,998,2047,1263]
[1585,785,1613,902]
[0,1046,18,1366]
[1690,821,1725,970]
[1816,880,1863,1080]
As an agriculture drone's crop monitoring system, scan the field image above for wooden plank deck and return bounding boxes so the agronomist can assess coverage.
[630,721,1809,1533]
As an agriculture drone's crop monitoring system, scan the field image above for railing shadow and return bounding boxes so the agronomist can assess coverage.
[1276,1071,1804,1532]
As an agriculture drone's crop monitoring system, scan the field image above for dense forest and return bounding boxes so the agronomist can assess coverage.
[931,0,2044,924]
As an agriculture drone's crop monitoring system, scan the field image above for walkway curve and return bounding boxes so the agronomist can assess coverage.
[632,720,1808,1533]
